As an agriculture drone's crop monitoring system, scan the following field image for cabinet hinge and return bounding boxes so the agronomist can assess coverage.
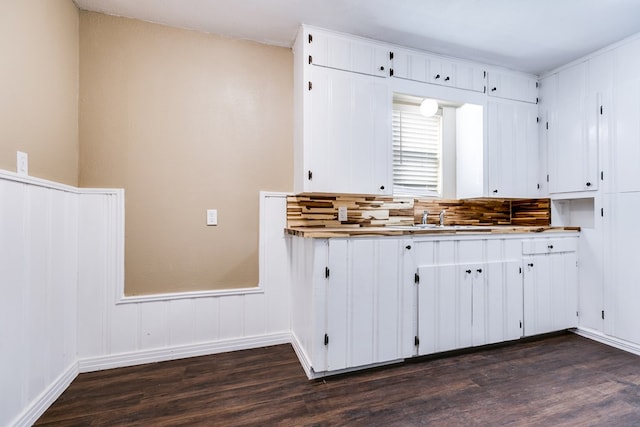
[324,333,329,345]
[308,33,313,44]
[546,174,550,182]
[483,70,487,78]
[308,81,312,91]
[546,121,549,130]
[307,170,312,181]
[389,51,394,60]
[601,171,604,181]
[414,272,420,284]
[325,266,330,279]
[600,105,604,115]
[308,55,312,65]
[601,207,604,217]
[576,311,579,317]
[537,183,540,190]
[536,97,539,104]
[519,321,522,329]
[389,68,394,77]
[483,85,486,94]
[536,117,540,123]
[519,267,522,274]
[414,336,420,346]
[602,310,605,320]
[536,81,539,88]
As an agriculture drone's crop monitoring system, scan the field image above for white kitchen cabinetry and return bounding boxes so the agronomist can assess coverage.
[306,28,389,77]
[294,28,391,194]
[487,70,538,103]
[522,237,579,336]
[305,66,391,194]
[413,238,523,356]
[486,99,539,197]
[602,192,640,344]
[457,97,539,199]
[609,38,640,193]
[290,236,413,377]
[390,48,485,92]
[545,61,601,194]
[417,260,522,355]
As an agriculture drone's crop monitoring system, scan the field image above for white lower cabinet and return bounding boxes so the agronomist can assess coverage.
[290,233,578,378]
[522,238,579,336]
[290,236,413,377]
[325,238,414,371]
[417,259,522,356]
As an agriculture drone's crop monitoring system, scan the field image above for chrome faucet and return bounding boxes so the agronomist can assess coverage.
[421,210,429,225]
[439,210,445,227]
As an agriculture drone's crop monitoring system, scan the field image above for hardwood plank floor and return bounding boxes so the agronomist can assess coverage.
[36,333,640,426]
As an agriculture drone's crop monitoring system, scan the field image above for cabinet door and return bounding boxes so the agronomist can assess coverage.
[603,193,640,344]
[454,62,486,93]
[390,48,429,83]
[429,58,454,86]
[418,264,473,355]
[611,78,640,192]
[487,99,539,197]
[548,62,599,193]
[487,71,538,103]
[325,238,409,372]
[473,261,523,346]
[523,252,578,336]
[307,66,391,194]
[307,30,388,77]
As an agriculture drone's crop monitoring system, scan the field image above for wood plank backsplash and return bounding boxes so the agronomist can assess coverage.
[287,194,551,228]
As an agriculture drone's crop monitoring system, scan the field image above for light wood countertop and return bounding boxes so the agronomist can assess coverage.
[285,225,581,238]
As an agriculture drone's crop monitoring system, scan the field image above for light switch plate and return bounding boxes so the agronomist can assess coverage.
[338,206,348,222]
[207,209,217,226]
[17,151,28,175]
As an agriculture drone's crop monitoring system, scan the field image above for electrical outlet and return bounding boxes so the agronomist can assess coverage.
[17,151,28,175]
[338,206,348,222]
[206,209,217,226]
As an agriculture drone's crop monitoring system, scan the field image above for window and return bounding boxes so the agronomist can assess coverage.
[392,103,442,197]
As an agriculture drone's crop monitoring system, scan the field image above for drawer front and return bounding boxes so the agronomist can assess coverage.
[522,238,577,255]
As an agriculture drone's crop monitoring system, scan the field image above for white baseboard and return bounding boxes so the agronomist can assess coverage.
[290,332,314,379]
[574,327,640,357]
[12,362,78,427]
[78,332,292,373]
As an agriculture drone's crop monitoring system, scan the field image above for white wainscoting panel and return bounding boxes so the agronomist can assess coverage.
[77,191,292,372]
[0,174,79,427]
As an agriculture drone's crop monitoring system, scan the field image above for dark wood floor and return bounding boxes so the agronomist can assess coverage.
[37,332,640,426]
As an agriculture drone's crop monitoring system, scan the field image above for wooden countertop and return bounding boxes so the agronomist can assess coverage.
[285,225,581,238]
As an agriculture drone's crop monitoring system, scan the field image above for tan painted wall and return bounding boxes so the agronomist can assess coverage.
[0,0,79,185]
[79,12,293,295]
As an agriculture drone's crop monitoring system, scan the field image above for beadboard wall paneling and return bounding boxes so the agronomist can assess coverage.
[77,191,292,372]
[0,175,79,427]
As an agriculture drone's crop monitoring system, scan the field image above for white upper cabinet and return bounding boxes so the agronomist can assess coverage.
[486,99,539,197]
[294,27,392,194]
[307,29,389,78]
[390,48,485,93]
[294,25,538,197]
[546,61,600,194]
[487,71,538,103]
[305,66,391,194]
[610,38,640,193]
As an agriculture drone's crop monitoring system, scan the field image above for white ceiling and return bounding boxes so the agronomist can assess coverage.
[73,0,640,75]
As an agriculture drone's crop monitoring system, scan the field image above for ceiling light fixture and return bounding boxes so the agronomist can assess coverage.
[420,98,439,117]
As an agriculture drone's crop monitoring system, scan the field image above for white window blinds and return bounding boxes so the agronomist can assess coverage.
[392,106,442,196]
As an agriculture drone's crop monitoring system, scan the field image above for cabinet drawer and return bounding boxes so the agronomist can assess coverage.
[522,238,577,255]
